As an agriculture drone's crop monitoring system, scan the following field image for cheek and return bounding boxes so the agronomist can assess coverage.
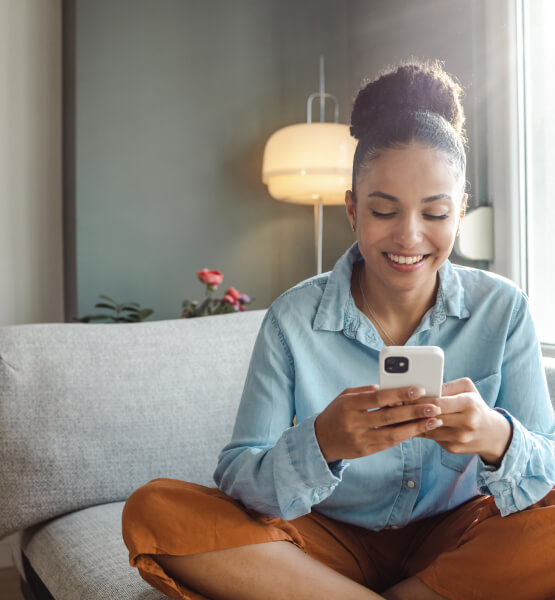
[360,219,392,241]
[432,223,459,250]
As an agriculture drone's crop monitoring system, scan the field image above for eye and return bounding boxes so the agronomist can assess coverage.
[371,210,397,219]
[424,214,449,221]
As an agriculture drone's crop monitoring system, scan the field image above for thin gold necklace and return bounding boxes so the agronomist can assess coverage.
[357,267,400,346]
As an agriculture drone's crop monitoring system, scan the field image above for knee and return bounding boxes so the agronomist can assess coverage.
[122,479,170,544]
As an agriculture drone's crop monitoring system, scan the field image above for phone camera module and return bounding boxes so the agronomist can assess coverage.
[384,356,409,373]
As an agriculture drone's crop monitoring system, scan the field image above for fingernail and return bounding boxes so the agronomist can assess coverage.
[424,406,440,416]
[408,387,426,399]
[427,418,443,430]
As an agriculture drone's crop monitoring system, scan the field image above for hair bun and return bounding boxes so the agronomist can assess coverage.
[350,59,465,141]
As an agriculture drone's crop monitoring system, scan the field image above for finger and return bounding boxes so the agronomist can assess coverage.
[434,394,474,415]
[370,417,444,447]
[340,386,381,411]
[363,402,442,428]
[418,425,474,446]
[441,377,476,397]
[342,385,422,411]
[342,384,380,396]
[372,386,430,409]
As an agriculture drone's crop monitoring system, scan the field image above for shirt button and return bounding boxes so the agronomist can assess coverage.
[407,480,416,488]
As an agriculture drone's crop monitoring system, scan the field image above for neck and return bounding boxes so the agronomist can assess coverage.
[353,262,438,345]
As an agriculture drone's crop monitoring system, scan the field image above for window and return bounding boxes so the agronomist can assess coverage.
[487,0,555,351]
[520,0,555,346]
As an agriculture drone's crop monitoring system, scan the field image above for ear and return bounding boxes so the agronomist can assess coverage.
[456,193,468,236]
[460,194,468,218]
[345,190,356,232]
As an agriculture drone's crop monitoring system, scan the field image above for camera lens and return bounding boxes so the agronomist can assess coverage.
[384,356,409,373]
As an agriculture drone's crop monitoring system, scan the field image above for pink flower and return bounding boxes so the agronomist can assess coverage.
[225,287,242,302]
[197,269,223,290]
[222,293,239,310]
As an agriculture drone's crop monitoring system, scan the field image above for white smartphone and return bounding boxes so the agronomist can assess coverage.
[379,346,444,397]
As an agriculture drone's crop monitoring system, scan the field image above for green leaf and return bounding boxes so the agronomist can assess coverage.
[120,305,140,313]
[98,295,117,305]
[137,309,153,320]
[78,314,117,322]
[198,298,211,313]
[94,303,117,311]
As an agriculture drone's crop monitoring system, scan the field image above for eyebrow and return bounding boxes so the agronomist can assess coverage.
[367,191,452,203]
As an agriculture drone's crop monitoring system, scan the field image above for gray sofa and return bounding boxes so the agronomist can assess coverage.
[0,311,554,600]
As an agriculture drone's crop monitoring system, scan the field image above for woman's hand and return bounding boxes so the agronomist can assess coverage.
[314,385,443,463]
[417,378,513,467]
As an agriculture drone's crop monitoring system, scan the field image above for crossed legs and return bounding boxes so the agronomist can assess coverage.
[155,542,446,600]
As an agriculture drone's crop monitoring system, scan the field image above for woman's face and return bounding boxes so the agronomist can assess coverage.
[345,141,467,297]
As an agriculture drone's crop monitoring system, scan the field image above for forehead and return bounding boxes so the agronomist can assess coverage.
[357,143,461,195]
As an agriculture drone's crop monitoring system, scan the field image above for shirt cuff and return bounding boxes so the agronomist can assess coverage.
[283,414,347,490]
[477,409,521,514]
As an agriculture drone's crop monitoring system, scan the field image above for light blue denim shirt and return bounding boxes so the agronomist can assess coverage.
[214,244,555,529]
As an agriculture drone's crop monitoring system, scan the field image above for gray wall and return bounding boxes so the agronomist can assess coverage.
[347,0,488,210]
[74,0,487,321]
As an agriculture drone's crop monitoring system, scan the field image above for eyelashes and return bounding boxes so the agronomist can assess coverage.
[371,210,449,221]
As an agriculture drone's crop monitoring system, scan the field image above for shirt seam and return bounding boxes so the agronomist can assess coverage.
[267,306,294,370]
[508,292,524,335]
[278,278,327,301]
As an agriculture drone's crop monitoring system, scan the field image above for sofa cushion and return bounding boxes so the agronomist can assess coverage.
[0,311,266,538]
[22,502,164,600]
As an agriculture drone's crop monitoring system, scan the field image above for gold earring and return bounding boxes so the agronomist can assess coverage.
[351,223,356,232]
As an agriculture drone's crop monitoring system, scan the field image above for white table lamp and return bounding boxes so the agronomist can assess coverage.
[262,58,356,274]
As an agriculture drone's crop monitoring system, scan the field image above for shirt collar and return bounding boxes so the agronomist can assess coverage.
[313,242,470,334]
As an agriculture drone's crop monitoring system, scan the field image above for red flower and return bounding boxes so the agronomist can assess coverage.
[197,269,223,289]
[222,294,239,311]
[225,287,242,302]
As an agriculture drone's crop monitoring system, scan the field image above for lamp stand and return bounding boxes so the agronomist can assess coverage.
[314,199,323,274]
[309,56,332,276]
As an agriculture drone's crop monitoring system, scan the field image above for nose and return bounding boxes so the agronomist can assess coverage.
[392,213,423,248]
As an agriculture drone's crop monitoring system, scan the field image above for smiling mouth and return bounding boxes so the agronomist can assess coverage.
[384,253,430,265]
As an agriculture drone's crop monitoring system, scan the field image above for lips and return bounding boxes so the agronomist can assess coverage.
[385,252,429,265]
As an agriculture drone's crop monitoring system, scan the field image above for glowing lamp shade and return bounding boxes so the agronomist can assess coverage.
[262,123,356,205]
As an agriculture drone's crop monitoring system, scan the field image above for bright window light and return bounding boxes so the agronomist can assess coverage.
[522,0,555,345]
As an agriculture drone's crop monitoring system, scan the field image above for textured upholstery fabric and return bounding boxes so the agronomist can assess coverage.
[22,502,165,600]
[0,311,265,538]
[2,312,553,600]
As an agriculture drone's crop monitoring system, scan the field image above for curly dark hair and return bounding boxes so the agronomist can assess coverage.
[350,59,467,195]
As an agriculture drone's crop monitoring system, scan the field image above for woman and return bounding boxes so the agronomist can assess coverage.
[122,60,555,600]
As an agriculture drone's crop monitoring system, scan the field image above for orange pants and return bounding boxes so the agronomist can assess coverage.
[122,479,555,600]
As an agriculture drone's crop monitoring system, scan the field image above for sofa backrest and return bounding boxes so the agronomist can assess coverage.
[0,312,553,539]
[0,310,265,538]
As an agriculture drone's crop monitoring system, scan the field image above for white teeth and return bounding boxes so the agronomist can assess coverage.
[387,253,424,265]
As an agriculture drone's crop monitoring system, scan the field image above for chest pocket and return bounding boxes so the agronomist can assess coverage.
[440,372,501,472]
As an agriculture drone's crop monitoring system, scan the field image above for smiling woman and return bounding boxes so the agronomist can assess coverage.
[122,60,555,600]
[346,144,467,344]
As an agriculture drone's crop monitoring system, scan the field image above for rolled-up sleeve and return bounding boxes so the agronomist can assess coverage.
[477,292,555,515]
[214,308,346,520]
